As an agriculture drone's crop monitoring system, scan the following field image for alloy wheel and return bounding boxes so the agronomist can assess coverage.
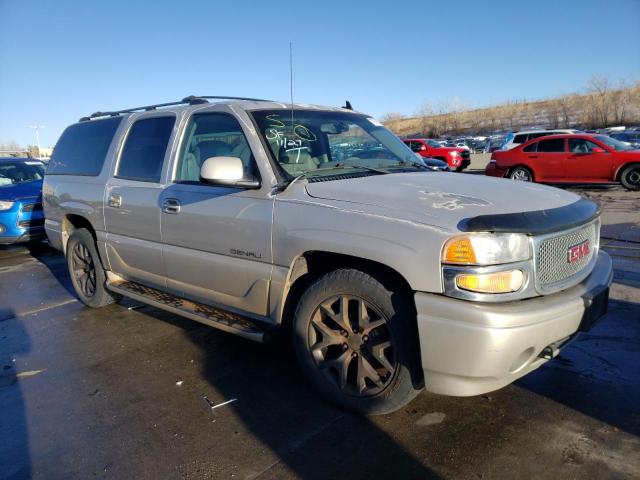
[308,295,396,396]
[511,169,531,181]
[71,242,97,297]
[626,168,640,187]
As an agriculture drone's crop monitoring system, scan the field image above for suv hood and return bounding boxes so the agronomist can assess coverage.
[304,172,581,233]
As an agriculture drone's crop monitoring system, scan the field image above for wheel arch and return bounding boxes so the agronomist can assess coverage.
[61,214,97,254]
[277,251,414,329]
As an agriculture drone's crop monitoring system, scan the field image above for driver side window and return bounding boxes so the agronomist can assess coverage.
[569,139,599,154]
[175,113,256,183]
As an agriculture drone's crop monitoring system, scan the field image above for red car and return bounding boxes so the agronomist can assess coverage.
[403,138,471,171]
[486,134,640,190]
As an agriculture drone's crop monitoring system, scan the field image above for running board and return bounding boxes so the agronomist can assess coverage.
[107,280,271,343]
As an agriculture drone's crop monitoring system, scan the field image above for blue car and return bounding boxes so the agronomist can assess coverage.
[0,157,46,244]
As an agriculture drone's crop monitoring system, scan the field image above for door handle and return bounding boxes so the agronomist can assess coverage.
[108,193,122,208]
[162,198,181,214]
[528,155,538,159]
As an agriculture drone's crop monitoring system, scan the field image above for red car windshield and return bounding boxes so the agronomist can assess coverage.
[596,135,634,151]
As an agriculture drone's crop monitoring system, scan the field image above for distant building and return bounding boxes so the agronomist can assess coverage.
[36,147,53,159]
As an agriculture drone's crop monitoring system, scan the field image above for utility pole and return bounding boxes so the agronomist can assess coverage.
[29,125,45,153]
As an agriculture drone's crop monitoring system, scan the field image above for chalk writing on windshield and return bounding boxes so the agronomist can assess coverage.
[264,114,317,152]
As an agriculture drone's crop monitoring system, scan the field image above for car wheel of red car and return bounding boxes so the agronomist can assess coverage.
[620,164,640,191]
[509,167,533,182]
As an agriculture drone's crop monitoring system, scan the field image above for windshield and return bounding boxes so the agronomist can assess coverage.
[0,161,45,187]
[251,110,422,178]
[596,135,634,151]
[426,140,441,147]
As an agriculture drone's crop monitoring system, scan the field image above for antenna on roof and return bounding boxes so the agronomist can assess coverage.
[289,41,295,133]
[344,101,353,110]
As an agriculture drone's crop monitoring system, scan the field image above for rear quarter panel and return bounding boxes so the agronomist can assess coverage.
[43,116,128,254]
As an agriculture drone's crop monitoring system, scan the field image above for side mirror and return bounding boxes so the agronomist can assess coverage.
[200,156,260,188]
[591,147,605,153]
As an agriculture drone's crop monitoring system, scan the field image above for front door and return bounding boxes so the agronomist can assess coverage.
[104,115,176,288]
[565,138,613,181]
[160,112,273,316]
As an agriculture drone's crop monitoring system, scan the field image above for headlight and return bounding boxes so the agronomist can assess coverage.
[0,200,14,211]
[450,151,460,157]
[442,233,531,265]
[456,270,524,293]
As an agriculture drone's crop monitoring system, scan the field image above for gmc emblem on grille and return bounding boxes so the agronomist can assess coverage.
[567,239,590,263]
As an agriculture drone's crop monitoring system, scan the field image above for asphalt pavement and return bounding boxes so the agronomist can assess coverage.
[1,184,639,480]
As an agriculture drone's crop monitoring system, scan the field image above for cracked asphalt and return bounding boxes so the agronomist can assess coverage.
[1,186,638,479]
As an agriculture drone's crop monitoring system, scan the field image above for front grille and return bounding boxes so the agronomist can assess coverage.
[461,151,470,159]
[21,202,43,213]
[18,218,45,229]
[535,221,598,293]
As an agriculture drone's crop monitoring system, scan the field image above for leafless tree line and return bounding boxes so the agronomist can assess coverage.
[382,76,640,137]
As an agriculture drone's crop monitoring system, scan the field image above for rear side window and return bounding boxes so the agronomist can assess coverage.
[537,138,565,152]
[529,132,552,140]
[116,117,175,182]
[513,134,528,144]
[522,142,537,152]
[47,117,122,176]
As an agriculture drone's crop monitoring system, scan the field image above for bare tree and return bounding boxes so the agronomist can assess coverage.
[586,75,613,126]
[379,112,406,124]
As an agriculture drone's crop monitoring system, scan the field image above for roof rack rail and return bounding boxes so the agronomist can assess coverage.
[79,95,272,121]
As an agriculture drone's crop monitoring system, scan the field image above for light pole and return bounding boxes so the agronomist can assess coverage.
[29,125,45,153]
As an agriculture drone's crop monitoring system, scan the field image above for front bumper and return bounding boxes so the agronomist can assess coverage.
[415,251,613,396]
[0,231,46,245]
[0,201,45,245]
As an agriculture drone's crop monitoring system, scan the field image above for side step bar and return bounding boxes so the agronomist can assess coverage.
[107,280,271,343]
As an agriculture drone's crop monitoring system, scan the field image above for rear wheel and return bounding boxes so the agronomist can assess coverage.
[66,228,120,308]
[293,268,422,415]
[620,164,640,191]
[509,166,533,182]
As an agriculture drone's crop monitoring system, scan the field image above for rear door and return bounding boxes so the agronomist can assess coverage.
[524,138,567,181]
[104,114,177,288]
[159,111,273,316]
[565,138,613,181]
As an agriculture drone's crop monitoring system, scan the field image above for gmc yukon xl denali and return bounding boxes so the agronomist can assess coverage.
[43,96,613,414]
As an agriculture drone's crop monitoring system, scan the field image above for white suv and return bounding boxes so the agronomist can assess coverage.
[501,129,581,151]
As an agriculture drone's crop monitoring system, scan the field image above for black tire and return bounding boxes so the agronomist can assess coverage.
[66,228,120,308]
[620,164,640,191]
[292,268,423,415]
[509,166,533,182]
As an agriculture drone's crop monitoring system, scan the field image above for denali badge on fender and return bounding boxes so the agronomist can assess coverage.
[568,239,591,263]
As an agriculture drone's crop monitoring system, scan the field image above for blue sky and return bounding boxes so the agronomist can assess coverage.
[1,0,639,147]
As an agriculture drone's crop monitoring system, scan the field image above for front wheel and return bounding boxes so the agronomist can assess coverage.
[293,269,423,415]
[620,164,640,191]
[509,166,533,182]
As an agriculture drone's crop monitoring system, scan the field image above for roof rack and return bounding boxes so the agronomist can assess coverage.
[79,95,272,121]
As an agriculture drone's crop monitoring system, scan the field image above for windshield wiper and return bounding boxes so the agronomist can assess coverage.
[388,159,430,170]
[272,164,387,194]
